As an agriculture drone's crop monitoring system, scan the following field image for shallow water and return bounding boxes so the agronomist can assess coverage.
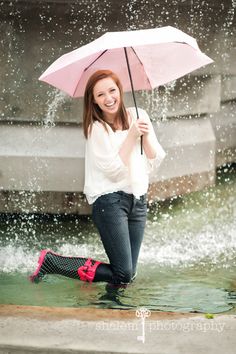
[0,165,236,313]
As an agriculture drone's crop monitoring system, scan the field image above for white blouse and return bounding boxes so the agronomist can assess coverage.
[83,107,166,204]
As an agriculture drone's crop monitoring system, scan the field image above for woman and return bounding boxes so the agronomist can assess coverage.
[30,70,166,290]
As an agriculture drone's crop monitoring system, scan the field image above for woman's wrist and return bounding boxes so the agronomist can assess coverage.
[142,132,150,142]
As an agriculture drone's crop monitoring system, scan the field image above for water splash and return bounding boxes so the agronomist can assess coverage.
[0,211,235,273]
[0,166,235,273]
[143,219,236,269]
[220,0,236,68]
[140,81,177,122]
[44,89,68,126]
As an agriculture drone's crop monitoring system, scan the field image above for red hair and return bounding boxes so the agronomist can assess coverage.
[83,70,129,138]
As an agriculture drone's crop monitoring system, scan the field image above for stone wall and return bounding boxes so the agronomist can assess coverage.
[0,0,235,214]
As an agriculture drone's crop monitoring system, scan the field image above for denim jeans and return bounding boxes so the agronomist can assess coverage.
[92,191,147,285]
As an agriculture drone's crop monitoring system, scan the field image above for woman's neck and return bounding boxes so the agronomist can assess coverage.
[103,112,117,124]
[106,120,122,131]
[102,108,130,131]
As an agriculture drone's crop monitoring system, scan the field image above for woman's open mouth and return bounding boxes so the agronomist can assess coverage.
[105,101,116,108]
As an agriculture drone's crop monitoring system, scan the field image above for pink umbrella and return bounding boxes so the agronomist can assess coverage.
[39,26,213,98]
[39,26,213,152]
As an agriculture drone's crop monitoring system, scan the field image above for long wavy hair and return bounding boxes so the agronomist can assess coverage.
[83,70,129,138]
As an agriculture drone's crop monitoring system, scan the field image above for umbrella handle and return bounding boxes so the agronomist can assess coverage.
[124,47,143,155]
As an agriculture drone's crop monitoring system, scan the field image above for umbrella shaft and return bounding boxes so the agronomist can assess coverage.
[124,47,143,154]
[124,47,139,119]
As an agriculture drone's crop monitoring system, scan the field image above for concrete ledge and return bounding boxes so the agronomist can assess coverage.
[126,75,221,122]
[0,117,217,213]
[0,304,195,321]
[221,76,236,102]
[0,305,235,354]
[0,190,91,214]
[151,118,216,181]
[209,101,236,166]
[0,124,85,192]
[0,171,215,214]
[0,118,216,191]
[148,171,215,201]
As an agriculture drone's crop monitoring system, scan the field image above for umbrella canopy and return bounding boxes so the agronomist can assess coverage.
[39,26,213,98]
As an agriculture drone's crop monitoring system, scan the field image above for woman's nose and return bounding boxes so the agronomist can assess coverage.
[105,94,113,102]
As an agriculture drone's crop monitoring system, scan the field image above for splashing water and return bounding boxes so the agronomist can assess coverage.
[140,81,177,122]
[44,90,68,126]
[0,167,235,313]
[0,167,235,272]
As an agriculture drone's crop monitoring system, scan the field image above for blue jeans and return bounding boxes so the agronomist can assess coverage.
[92,191,147,285]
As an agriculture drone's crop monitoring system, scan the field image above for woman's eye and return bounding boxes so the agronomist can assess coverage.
[110,89,116,93]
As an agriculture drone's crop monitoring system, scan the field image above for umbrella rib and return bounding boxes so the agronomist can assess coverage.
[130,47,152,90]
[84,49,108,72]
[72,49,108,96]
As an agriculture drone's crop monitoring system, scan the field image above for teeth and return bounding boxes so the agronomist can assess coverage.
[105,101,115,107]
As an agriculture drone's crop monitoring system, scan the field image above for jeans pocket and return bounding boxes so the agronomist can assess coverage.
[92,193,122,226]
[137,194,147,206]
[98,193,121,205]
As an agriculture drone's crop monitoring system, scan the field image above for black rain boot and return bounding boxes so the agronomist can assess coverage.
[29,249,111,283]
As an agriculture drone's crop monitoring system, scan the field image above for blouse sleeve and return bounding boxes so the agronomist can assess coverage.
[87,122,128,181]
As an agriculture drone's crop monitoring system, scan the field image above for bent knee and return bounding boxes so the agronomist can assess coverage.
[115,268,133,284]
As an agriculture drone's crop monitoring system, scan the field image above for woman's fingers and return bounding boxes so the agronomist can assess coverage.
[137,120,150,135]
[130,118,150,138]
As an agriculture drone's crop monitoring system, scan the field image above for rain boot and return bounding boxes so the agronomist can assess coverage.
[29,249,112,283]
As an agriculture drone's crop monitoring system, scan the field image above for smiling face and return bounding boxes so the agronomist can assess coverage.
[93,77,121,122]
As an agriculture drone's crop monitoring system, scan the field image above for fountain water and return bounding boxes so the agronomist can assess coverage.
[43,89,68,126]
[0,165,235,312]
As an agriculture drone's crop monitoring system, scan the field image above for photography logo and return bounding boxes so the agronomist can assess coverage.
[136,307,151,343]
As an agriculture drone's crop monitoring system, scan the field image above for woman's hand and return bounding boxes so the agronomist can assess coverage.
[119,115,155,165]
[130,116,158,160]
[129,117,151,139]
